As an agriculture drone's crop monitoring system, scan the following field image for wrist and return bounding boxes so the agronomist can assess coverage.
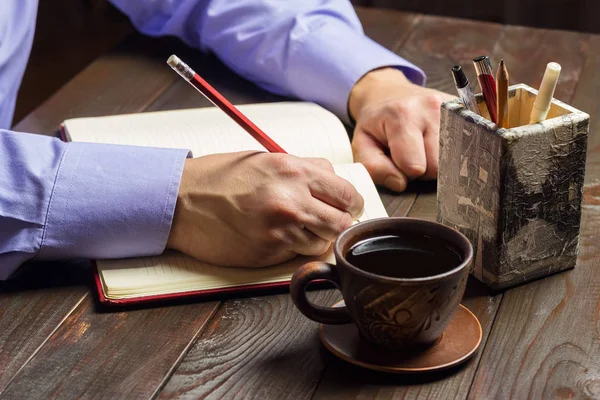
[167,158,194,252]
[348,67,412,121]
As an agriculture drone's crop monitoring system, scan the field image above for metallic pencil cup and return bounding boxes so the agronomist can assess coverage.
[436,84,589,291]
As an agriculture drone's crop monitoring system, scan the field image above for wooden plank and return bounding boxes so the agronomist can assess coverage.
[502,0,597,34]
[358,0,501,27]
[467,34,600,400]
[354,6,422,51]
[1,297,219,399]
[0,290,85,393]
[572,35,600,151]
[158,291,335,400]
[380,191,417,217]
[0,261,89,393]
[489,26,589,102]
[312,15,507,400]
[352,0,600,35]
[13,35,182,135]
[14,0,133,125]
[399,15,502,95]
[467,191,600,399]
[156,10,422,398]
[404,185,437,221]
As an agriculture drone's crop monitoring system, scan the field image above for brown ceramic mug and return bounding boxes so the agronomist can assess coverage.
[290,217,473,350]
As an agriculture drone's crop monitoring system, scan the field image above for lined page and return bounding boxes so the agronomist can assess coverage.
[64,102,353,165]
[98,163,388,299]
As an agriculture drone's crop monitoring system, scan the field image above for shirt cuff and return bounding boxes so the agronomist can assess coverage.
[285,18,426,125]
[38,141,190,261]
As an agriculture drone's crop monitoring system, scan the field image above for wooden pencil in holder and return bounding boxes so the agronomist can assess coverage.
[437,83,589,291]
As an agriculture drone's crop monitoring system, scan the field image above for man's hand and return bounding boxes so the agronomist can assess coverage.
[349,67,455,192]
[166,151,364,267]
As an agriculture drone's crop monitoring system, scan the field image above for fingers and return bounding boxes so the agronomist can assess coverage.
[387,123,427,179]
[269,190,354,256]
[304,157,335,172]
[302,199,354,241]
[352,129,408,192]
[288,226,332,256]
[422,123,440,180]
[350,90,455,187]
[307,167,364,219]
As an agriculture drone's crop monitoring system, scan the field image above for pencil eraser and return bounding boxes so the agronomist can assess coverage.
[167,55,180,68]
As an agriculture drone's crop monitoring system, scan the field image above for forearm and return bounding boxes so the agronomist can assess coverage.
[108,0,425,123]
[0,130,188,279]
[0,1,38,129]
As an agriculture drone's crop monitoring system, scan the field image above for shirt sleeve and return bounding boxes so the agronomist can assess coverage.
[0,130,189,280]
[108,0,425,124]
[0,0,37,129]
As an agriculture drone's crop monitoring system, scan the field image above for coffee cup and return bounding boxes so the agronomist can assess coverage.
[290,217,473,350]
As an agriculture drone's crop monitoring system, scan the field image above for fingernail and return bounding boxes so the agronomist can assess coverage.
[384,175,406,192]
[404,163,427,178]
[353,207,365,221]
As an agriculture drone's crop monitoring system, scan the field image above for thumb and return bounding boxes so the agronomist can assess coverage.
[352,129,408,192]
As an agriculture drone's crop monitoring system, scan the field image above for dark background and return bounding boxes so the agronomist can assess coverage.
[14,0,597,128]
[351,0,599,34]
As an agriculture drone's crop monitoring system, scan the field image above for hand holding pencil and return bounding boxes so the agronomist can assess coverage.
[165,54,365,267]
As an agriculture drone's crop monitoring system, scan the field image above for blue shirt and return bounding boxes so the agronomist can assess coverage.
[0,0,425,279]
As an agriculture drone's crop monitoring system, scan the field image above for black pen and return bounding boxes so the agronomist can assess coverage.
[451,65,481,115]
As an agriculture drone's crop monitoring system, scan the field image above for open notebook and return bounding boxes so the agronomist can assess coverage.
[61,102,388,305]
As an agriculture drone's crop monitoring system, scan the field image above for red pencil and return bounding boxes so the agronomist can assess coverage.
[167,55,287,153]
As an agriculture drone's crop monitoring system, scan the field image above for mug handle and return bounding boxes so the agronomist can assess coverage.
[290,261,352,324]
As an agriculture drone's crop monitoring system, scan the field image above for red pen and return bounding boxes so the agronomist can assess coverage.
[167,55,287,153]
[473,56,498,124]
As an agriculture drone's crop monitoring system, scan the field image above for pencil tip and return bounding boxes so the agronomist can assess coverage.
[500,59,505,66]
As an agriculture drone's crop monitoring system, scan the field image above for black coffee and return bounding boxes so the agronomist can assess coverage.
[345,234,462,279]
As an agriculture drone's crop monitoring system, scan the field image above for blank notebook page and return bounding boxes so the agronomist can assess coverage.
[64,102,354,166]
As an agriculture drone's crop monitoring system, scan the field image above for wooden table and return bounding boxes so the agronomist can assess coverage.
[2,7,599,399]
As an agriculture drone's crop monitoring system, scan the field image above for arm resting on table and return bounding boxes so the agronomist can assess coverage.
[0,130,188,280]
[108,0,426,123]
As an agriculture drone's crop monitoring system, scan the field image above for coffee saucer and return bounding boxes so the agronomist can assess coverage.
[319,301,482,374]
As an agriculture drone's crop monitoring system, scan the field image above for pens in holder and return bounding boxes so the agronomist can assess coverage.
[473,56,498,124]
[451,65,480,115]
[167,54,287,153]
[496,59,509,128]
[529,62,561,124]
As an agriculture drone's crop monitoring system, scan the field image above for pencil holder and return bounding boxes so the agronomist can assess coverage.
[437,83,589,291]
